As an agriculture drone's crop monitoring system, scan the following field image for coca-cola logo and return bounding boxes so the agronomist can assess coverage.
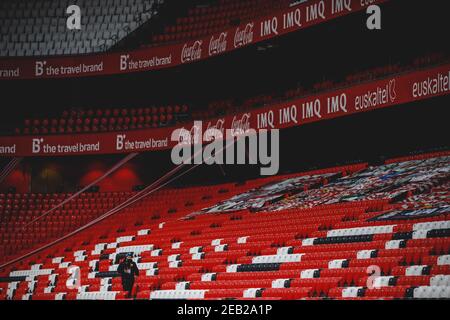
[234,23,254,48]
[178,123,202,145]
[181,40,203,63]
[209,32,228,56]
[231,113,251,136]
[205,118,225,141]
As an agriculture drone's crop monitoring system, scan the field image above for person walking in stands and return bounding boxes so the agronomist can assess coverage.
[117,253,139,298]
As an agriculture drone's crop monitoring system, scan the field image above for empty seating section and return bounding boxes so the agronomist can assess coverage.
[0,0,162,57]
[202,53,447,120]
[0,152,448,300]
[0,192,128,263]
[15,105,189,135]
[6,53,446,136]
[150,0,295,45]
[0,179,269,268]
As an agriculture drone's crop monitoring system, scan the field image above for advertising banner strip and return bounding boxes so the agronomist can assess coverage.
[0,0,388,80]
[0,63,449,157]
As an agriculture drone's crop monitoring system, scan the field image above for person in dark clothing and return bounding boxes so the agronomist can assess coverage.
[117,253,139,298]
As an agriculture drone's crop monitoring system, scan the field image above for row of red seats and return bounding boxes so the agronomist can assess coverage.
[150,0,292,45]
[15,105,189,136]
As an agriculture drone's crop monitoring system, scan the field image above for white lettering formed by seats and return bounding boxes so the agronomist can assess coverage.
[44,286,54,294]
[100,278,111,286]
[73,250,85,257]
[201,273,216,281]
[277,247,293,255]
[172,242,183,249]
[89,260,99,270]
[151,249,162,256]
[99,284,112,292]
[430,275,450,286]
[192,253,205,260]
[214,244,228,252]
[55,293,66,300]
[169,261,181,268]
[58,262,71,269]
[300,269,319,279]
[175,282,190,290]
[328,259,347,269]
[189,246,203,254]
[146,269,158,276]
[211,239,223,246]
[108,253,120,261]
[412,229,430,239]
[237,236,248,244]
[77,291,118,300]
[106,242,118,249]
[150,290,206,300]
[243,288,260,298]
[7,282,18,299]
[52,257,64,264]
[342,287,362,298]
[168,254,181,262]
[226,264,240,273]
[109,265,119,272]
[10,269,53,277]
[373,276,394,288]
[116,244,154,254]
[25,275,36,282]
[327,225,396,237]
[357,250,375,259]
[252,254,303,264]
[272,279,289,288]
[116,236,134,243]
[75,255,87,262]
[78,285,89,293]
[137,229,151,236]
[302,238,316,246]
[49,274,57,285]
[437,255,450,266]
[413,220,450,231]
[413,286,450,299]
[91,249,104,256]
[385,240,404,249]
[137,262,157,270]
[95,243,107,250]
[405,265,427,276]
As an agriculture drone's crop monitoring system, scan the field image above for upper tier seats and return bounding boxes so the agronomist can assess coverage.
[9,54,436,137]
[0,0,163,57]
[14,104,189,136]
[150,0,302,45]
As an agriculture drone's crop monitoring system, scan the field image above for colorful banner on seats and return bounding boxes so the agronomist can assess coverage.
[0,0,387,80]
[0,63,449,157]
